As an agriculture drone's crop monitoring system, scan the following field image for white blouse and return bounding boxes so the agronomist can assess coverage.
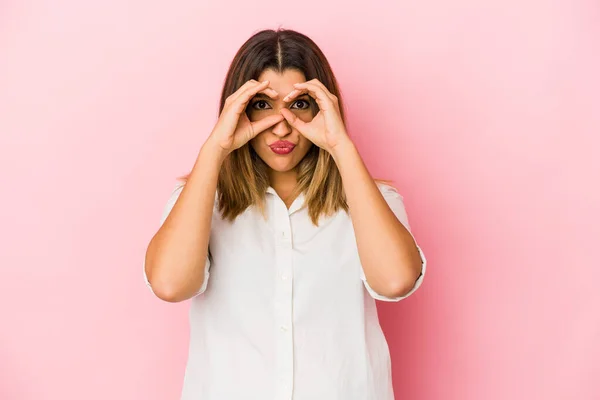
[144,181,427,400]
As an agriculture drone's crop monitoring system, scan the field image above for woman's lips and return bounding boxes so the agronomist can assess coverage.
[269,140,296,155]
[270,146,295,155]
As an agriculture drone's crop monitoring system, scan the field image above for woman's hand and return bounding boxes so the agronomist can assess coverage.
[208,79,284,156]
[279,79,352,154]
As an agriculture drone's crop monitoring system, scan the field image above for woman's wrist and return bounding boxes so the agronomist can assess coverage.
[203,135,229,164]
[330,137,357,164]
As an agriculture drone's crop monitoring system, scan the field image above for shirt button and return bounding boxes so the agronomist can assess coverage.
[280,325,288,332]
[281,274,288,280]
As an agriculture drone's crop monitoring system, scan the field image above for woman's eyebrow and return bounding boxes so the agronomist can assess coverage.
[252,93,311,101]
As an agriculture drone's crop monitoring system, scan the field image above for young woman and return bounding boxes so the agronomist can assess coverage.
[144,28,426,400]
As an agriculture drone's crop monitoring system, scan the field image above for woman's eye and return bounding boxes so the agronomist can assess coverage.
[251,100,271,110]
[250,99,309,111]
[291,100,310,110]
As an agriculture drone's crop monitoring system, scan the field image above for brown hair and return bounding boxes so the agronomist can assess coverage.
[179,28,390,226]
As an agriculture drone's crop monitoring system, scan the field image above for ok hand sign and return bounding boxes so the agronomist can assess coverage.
[279,79,352,154]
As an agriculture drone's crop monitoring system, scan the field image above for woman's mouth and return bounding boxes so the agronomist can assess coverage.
[270,147,295,155]
[269,141,296,155]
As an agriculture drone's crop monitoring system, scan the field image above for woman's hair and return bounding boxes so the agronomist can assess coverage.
[179,28,389,226]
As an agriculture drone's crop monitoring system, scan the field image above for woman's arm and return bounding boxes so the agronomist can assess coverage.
[331,141,423,299]
[278,78,423,299]
[145,80,285,302]
[144,138,226,302]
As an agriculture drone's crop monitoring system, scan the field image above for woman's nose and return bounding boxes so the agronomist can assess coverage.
[271,116,292,137]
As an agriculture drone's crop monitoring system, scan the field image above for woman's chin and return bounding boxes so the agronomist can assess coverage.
[265,159,298,173]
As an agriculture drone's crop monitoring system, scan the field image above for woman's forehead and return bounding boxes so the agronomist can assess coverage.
[257,69,306,91]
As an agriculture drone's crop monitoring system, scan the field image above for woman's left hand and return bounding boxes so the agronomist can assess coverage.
[279,79,352,154]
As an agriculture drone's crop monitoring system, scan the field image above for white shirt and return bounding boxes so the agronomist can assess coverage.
[144,181,426,400]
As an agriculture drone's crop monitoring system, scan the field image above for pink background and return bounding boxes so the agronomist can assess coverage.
[1,0,598,399]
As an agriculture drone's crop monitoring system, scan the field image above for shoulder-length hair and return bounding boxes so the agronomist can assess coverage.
[179,28,388,226]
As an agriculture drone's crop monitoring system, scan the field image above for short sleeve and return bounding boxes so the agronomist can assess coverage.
[360,183,427,302]
[143,182,211,298]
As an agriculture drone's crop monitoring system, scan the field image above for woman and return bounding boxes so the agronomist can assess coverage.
[144,28,426,400]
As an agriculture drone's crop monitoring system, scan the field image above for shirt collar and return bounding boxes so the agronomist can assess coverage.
[267,186,306,215]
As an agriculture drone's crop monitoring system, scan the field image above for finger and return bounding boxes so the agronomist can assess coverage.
[255,87,280,101]
[228,79,279,107]
[243,81,280,101]
[282,89,302,102]
[289,82,334,111]
[227,79,260,103]
[282,89,321,114]
[302,79,340,112]
[280,108,308,132]
[229,79,267,105]
[249,113,285,138]
[231,80,274,114]
[297,79,336,101]
[306,78,333,97]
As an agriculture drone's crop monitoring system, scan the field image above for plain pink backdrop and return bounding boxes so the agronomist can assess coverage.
[1,0,598,399]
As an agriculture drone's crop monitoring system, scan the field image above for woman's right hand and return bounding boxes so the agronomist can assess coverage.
[208,79,284,156]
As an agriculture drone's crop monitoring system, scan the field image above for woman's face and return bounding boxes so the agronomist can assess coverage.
[247,68,315,175]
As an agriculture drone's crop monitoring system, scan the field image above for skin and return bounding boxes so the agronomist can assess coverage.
[146,73,423,302]
[251,72,424,298]
[248,69,315,205]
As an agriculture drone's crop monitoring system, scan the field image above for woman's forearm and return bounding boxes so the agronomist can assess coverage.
[331,140,422,298]
[144,138,226,302]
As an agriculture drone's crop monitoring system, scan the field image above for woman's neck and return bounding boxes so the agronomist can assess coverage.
[268,169,298,207]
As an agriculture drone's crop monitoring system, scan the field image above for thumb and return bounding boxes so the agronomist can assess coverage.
[249,114,285,138]
[280,109,307,132]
